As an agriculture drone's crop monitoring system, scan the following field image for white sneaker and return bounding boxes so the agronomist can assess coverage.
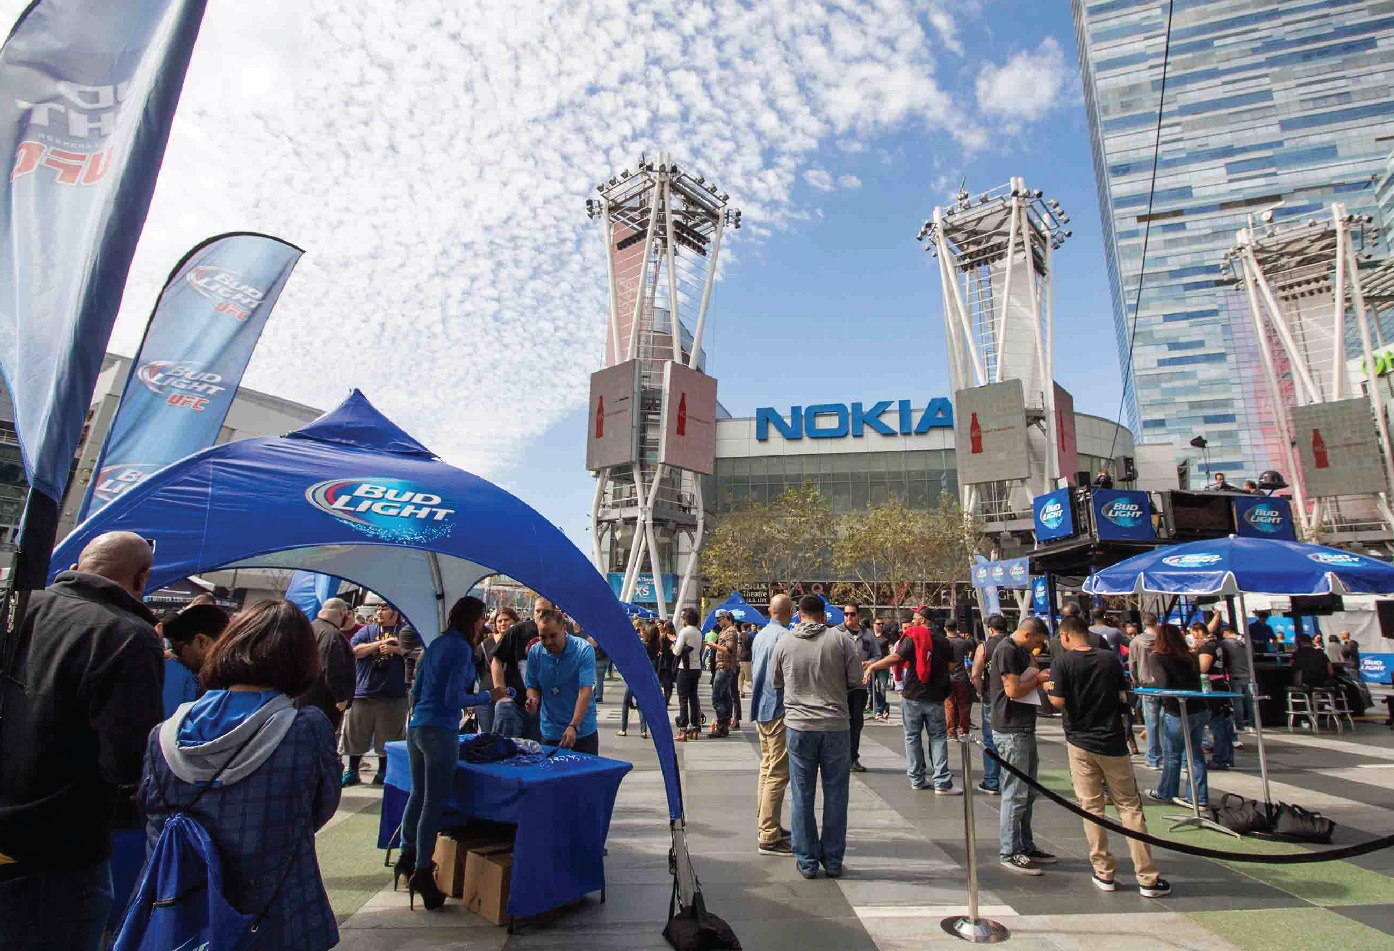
[1092,873,1116,892]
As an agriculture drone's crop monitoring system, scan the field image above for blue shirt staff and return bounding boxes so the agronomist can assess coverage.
[395,596,508,911]
[525,608,599,755]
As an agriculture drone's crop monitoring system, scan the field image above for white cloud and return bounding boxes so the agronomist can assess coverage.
[805,169,835,191]
[0,0,982,482]
[837,174,862,190]
[974,37,1068,121]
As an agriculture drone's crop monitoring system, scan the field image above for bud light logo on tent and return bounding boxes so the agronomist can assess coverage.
[1309,551,1365,568]
[1100,498,1145,527]
[1039,500,1064,530]
[1162,553,1222,568]
[1243,503,1285,534]
[307,479,457,542]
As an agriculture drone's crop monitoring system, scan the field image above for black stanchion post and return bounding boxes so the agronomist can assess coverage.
[942,736,1009,943]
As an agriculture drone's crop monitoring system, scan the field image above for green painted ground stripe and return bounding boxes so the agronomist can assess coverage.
[1191,907,1394,951]
[315,800,389,924]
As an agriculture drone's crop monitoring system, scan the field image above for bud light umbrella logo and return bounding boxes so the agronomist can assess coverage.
[1308,552,1366,568]
[1010,561,1029,584]
[1243,503,1285,534]
[91,463,163,506]
[1100,498,1146,527]
[1161,553,1223,568]
[1039,500,1064,530]
[307,479,457,543]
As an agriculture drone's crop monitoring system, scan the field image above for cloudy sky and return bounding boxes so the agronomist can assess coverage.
[4,0,1120,547]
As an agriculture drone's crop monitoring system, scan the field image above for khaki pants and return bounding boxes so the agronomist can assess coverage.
[756,718,790,847]
[340,695,409,757]
[1066,744,1160,885]
[738,661,753,695]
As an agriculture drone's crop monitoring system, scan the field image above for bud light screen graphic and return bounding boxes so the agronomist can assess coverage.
[0,0,210,502]
[1091,489,1155,542]
[79,233,301,520]
[1232,495,1295,541]
[307,478,457,543]
[1033,487,1075,543]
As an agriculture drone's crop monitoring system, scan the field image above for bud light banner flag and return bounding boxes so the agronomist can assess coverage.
[80,233,301,519]
[0,0,209,504]
[1091,489,1156,542]
[1232,494,1296,541]
[1033,487,1075,543]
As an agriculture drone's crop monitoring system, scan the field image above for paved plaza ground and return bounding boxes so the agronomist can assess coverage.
[317,688,1394,951]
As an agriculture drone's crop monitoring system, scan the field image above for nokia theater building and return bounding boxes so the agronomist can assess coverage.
[712,396,1135,519]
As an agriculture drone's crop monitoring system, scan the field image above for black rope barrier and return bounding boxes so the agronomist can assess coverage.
[976,741,1394,864]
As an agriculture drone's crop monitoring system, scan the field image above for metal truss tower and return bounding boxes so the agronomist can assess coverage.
[1225,204,1394,546]
[586,154,738,618]
[919,177,1072,524]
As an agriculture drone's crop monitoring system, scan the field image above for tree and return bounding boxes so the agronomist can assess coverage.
[832,494,985,608]
[702,484,834,595]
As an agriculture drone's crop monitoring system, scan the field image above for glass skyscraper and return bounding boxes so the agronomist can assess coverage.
[1073,0,1394,483]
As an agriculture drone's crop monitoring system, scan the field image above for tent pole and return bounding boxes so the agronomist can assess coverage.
[1236,593,1273,808]
[670,819,697,908]
[427,553,447,637]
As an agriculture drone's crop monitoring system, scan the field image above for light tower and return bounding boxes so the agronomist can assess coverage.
[585,154,738,617]
[1224,205,1394,546]
[919,178,1073,530]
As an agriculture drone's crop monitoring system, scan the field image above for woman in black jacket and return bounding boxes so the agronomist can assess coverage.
[618,622,663,738]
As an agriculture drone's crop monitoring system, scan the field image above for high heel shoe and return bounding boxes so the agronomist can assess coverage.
[408,865,447,911]
[392,848,415,891]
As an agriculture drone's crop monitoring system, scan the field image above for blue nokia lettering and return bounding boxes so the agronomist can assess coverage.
[756,398,953,441]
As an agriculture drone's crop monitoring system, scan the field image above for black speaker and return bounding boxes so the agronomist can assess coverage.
[1289,595,1342,617]
[1377,599,1394,639]
[1075,470,1091,487]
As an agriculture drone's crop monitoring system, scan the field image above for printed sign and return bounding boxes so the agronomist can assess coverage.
[1232,495,1296,541]
[586,359,640,470]
[1091,489,1155,542]
[954,380,1030,485]
[658,361,717,474]
[1033,487,1076,543]
[1290,398,1387,498]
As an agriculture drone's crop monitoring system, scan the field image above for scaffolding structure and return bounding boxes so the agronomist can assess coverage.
[919,177,1072,525]
[1224,203,1394,546]
[586,154,738,618]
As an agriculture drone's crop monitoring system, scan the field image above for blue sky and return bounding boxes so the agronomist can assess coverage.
[506,3,1128,548]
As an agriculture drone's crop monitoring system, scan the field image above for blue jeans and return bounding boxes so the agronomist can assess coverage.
[786,728,851,876]
[476,700,495,735]
[902,697,952,789]
[996,731,1038,860]
[620,686,645,732]
[872,669,891,715]
[1209,712,1235,768]
[1158,709,1210,804]
[1232,681,1253,730]
[400,725,459,868]
[1142,697,1163,768]
[595,658,612,702]
[0,858,112,951]
[712,669,735,726]
[980,716,1001,792]
[493,700,541,741]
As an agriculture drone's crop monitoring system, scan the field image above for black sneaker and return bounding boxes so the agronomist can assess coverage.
[975,782,1001,797]
[1024,848,1057,865]
[1092,873,1116,892]
[1139,877,1172,898]
[758,840,794,856]
[1145,789,1168,803]
[371,772,386,786]
[850,760,868,773]
[1000,855,1043,876]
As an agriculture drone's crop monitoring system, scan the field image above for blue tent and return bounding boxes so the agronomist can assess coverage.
[790,594,845,627]
[621,601,658,620]
[1083,534,1394,597]
[52,391,684,825]
[701,592,770,633]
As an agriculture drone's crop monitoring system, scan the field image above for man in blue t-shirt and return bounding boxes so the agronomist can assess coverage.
[524,608,599,755]
[341,604,411,786]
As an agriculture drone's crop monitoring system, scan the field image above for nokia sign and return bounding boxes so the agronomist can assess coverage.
[755,398,953,441]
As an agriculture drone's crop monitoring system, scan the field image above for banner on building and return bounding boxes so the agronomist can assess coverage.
[953,380,1029,485]
[1054,383,1078,484]
[586,359,640,471]
[0,0,209,508]
[608,571,677,605]
[971,557,1031,590]
[1290,398,1387,498]
[658,360,717,475]
[1232,494,1296,541]
[1091,488,1156,542]
[80,233,301,519]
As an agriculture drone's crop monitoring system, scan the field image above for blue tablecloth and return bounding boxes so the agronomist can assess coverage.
[378,737,632,920]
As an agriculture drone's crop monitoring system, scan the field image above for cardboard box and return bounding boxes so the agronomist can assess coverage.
[431,827,514,899]
[461,843,513,925]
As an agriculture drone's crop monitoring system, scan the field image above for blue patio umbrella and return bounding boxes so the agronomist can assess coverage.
[1082,534,1394,597]
[1083,533,1394,808]
[701,592,770,633]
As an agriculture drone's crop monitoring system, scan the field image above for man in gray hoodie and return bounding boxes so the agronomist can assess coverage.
[771,595,863,879]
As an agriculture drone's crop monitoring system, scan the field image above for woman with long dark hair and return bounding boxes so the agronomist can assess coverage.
[657,619,678,706]
[136,600,340,951]
[1145,623,1210,808]
[618,622,662,738]
[395,596,510,909]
